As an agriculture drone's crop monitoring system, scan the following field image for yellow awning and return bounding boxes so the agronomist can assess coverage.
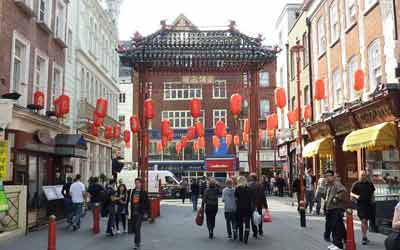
[303,137,333,158]
[342,122,397,152]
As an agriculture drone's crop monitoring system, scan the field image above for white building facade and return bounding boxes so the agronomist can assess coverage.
[65,0,122,183]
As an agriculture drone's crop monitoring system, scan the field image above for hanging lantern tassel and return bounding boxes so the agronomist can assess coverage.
[124,130,131,148]
[226,134,232,147]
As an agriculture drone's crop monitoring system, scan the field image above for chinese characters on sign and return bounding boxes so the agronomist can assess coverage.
[182,75,215,84]
[0,140,8,181]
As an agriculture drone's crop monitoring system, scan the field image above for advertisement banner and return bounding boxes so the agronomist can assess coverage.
[206,158,235,172]
[0,140,8,181]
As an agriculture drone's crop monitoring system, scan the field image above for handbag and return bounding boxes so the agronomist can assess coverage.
[263,210,272,223]
[385,231,400,250]
[195,207,204,226]
[128,218,134,234]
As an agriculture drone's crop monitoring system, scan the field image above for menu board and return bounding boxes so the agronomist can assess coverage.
[42,185,64,201]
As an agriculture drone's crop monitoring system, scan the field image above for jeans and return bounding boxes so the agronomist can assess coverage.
[315,192,322,215]
[72,203,83,228]
[251,208,263,237]
[132,213,143,246]
[64,198,73,225]
[305,190,315,213]
[191,194,198,211]
[238,215,250,243]
[106,208,116,234]
[116,213,127,231]
[224,211,237,238]
[326,209,346,249]
[205,206,218,233]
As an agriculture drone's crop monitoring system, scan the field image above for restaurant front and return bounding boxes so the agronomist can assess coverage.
[304,85,400,232]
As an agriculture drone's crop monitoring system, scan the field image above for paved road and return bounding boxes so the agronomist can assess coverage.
[0,197,387,250]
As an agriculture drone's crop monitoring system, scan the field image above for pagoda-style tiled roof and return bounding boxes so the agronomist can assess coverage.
[118,19,277,72]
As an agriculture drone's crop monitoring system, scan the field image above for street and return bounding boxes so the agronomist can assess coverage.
[0,197,387,250]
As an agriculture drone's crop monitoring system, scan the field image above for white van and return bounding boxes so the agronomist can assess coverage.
[118,167,181,193]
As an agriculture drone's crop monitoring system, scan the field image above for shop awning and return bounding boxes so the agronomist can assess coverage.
[302,137,333,158]
[342,122,397,152]
[55,134,87,158]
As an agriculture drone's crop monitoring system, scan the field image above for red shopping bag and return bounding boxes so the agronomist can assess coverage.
[195,207,204,226]
[263,210,272,223]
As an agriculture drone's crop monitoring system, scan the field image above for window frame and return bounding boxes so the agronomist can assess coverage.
[212,80,227,99]
[37,0,52,28]
[259,71,270,87]
[332,69,342,108]
[54,0,66,41]
[259,99,270,118]
[213,109,227,128]
[162,110,204,129]
[163,82,203,101]
[367,39,381,93]
[347,56,358,101]
[345,0,357,28]
[33,49,49,111]
[317,16,326,56]
[51,63,64,107]
[119,93,126,103]
[329,0,340,44]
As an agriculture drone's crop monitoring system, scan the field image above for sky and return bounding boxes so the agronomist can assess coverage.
[118,0,303,45]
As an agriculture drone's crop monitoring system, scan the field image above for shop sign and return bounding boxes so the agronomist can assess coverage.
[0,140,8,181]
[35,129,53,145]
[306,122,332,140]
[353,101,396,128]
[182,75,215,84]
[206,158,235,172]
[330,114,357,135]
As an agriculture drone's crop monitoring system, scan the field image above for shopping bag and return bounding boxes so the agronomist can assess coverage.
[128,218,134,234]
[195,207,204,226]
[263,210,272,223]
[253,210,261,225]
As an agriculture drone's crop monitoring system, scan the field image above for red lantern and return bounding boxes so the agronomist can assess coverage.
[212,135,220,150]
[304,105,312,121]
[230,93,242,117]
[181,136,189,148]
[55,95,70,118]
[243,119,250,134]
[123,130,131,148]
[176,141,182,154]
[33,91,45,110]
[267,129,275,139]
[266,113,278,130]
[194,121,204,137]
[91,123,98,137]
[113,124,121,139]
[242,132,249,145]
[168,128,174,141]
[314,79,325,100]
[354,69,365,92]
[104,126,113,139]
[190,98,202,118]
[287,111,297,125]
[162,136,169,147]
[187,127,196,140]
[144,98,154,120]
[93,112,103,127]
[130,116,140,134]
[198,137,206,149]
[156,141,163,153]
[95,98,108,118]
[193,141,200,152]
[274,87,287,109]
[226,134,232,146]
[215,121,227,137]
[233,135,240,146]
[161,120,170,137]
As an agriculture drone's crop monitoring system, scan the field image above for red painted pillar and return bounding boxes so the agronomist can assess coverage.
[249,70,260,176]
[92,203,100,234]
[346,209,357,250]
[48,215,56,250]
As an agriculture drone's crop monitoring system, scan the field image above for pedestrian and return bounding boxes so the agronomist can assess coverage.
[265,177,271,195]
[69,174,87,231]
[87,177,105,209]
[200,176,207,198]
[270,175,276,196]
[128,178,149,249]
[202,178,219,239]
[384,200,400,250]
[190,179,200,211]
[222,178,237,240]
[105,179,119,236]
[248,174,268,238]
[62,176,73,227]
[235,176,252,244]
[292,176,301,211]
[276,173,285,197]
[305,168,316,214]
[115,183,128,234]
[180,180,188,204]
[351,171,376,245]
[112,151,124,183]
[325,170,347,249]
[315,175,327,216]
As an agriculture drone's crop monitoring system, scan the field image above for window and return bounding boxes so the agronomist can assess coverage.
[302,33,309,67]
[260,99,270,118]
[345,0,357,27]
[260,71,269,87]
[304,85,310,105]
[291,96,296,111]
[54,0,66,41]
[11,32,30,106]
[317,17,326,55]
[347,57,358,100]
[213,109,227,127]
[364,0,378,10]
[33,50,49,109]
[162,110,204,129]
[67,29,73,60]
[163,82,202,100]
[38,0,52,27]
[119,93,126,103]
[329,1,339,43]
[332,69,342,107]
[368,39,381,92]
[213,80,227,98]
[51,64,63,106]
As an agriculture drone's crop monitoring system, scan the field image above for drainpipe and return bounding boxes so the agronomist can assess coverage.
[306,18,314,121]
[285,43,291,108]
[393,0,398,41]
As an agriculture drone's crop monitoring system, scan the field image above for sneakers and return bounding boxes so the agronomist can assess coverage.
[116,230,121,235]
[133,245,140,250]
[362,237,370,245]
[123,229,128,234]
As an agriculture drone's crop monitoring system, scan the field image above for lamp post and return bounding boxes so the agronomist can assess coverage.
[291,43,306,227]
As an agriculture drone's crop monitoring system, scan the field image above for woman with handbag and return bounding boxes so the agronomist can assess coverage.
[385,201,400,250]
[202,178,219,239]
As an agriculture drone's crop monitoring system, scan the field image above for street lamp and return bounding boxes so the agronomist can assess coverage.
[291,42,306,228]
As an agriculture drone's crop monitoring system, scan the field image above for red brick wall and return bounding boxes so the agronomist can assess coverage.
[0,0,67,108]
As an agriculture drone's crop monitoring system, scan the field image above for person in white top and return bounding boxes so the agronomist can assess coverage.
[69,174,87,231]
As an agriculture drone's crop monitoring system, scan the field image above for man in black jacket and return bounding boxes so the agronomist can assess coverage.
[129,178,149,249]
[112,151,124,183]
